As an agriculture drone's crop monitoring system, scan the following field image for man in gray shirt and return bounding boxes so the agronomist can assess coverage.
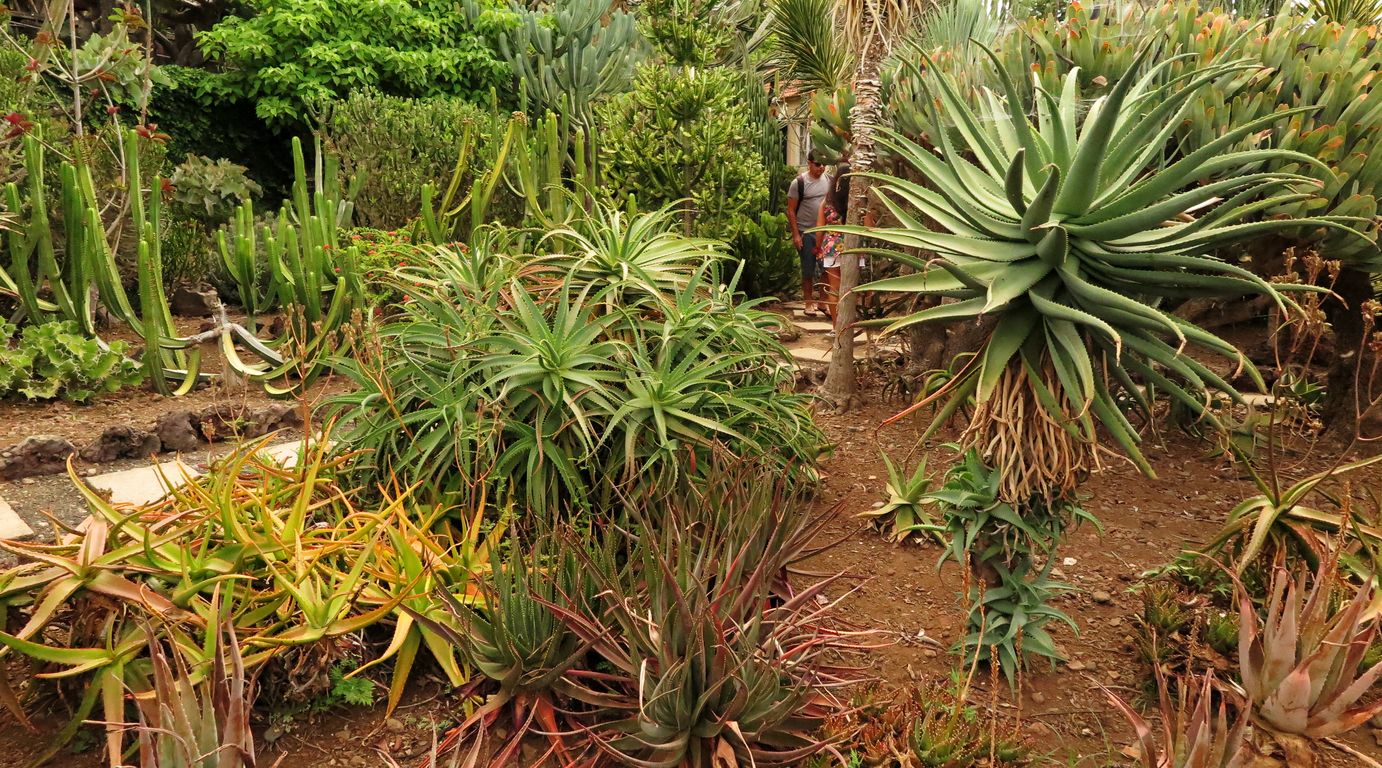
[786,151,832,316]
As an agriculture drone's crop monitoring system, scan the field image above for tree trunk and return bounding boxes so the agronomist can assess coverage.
[1321,266,1376,436]
[820,50,882,410]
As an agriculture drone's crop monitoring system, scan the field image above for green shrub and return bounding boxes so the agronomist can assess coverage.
[0,321,143,402]
[729,211,797,299]
[596,64,769,240]
[330,204,823,515]
[318,92,516,230]
[195,0,516,127]
[146,66,296,202]
[160,217,219,290]
[169,155,262,227]
[347,227,432,305]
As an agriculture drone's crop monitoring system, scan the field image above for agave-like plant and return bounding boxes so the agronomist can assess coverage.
[1104,671,1257,768]
[1238,557,1382,741]
[133,617,255,768]
[549,460,861,767]
[404,533,598,768]
[851,47,1364,503]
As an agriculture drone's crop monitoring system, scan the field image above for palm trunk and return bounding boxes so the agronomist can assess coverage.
[820,51,882,409]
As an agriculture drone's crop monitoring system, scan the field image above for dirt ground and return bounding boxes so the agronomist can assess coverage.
[0,314,350,448]
[804,391,1382,766]
[0,373,1378,767]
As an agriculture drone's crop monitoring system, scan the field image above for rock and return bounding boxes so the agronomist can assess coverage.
[1067,660,1087,672]
[1373,728,1382,748]
[0,435,77,480]
[79,426,161,463]
[154,411,203,453]
[1372,711,1382,729]
[1092,590,1113,604]
[263,724,285,744]
[1031,691,1046,705]
[384,717,405,734]
[21,477,35,485]
[1062,557,1078,567]
[169,284,221,317]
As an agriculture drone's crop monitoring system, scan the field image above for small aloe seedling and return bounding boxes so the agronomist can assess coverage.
[860,453,943,544]
[1238,558,1382,740]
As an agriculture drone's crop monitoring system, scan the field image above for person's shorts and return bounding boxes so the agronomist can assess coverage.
[799,232,818,279]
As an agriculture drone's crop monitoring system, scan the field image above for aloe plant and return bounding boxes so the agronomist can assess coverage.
[859,452,942,544]
[0,440,480,760]
[853,49,1363,503]
[133,617,255,768]
[1206,453,1382,575]
[1104,671,1257,768]
[549,462,856,767]
[404,533,596,766]
[330,209,823,512]
[1238,558,1382,741]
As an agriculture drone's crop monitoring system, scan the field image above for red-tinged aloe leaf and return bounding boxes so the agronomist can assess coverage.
[1261,667,1313,734]
[86,571,185,619]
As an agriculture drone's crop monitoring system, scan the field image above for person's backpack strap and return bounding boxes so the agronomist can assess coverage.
[794,174,805,201]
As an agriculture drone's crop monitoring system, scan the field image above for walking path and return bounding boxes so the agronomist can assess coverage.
[0,439,318,545]
[778,302,902,366]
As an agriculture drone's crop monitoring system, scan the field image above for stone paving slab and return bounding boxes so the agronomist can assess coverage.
[0,496,35,540]
[793,319,835,334]
[87,459,203,506]
[254,440,331,468]
[789,346,868,365]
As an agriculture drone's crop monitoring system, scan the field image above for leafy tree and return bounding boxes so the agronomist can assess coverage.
[195,0,515,126]
[597,65,768,239]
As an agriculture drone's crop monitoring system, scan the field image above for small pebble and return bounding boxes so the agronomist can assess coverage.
[1067,660,1087,671]
[1092,590,1113,604]
[1062,557,1078,567]
[1031,691,1046,705]
[21,478,35,485]
[385,717,405,734]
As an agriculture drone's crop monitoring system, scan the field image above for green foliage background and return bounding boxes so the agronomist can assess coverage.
[194,0,516,127]
[318,91,517,230]
[597,65,769,241]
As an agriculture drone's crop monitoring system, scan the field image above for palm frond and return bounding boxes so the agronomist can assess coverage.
[767,0,852,92]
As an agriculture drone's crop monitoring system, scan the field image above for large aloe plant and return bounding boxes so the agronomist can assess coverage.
[851,49,1363,501]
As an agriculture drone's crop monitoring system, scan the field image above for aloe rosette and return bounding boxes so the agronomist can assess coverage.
[848,48,1368,481]
[1239,561,1382,739]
